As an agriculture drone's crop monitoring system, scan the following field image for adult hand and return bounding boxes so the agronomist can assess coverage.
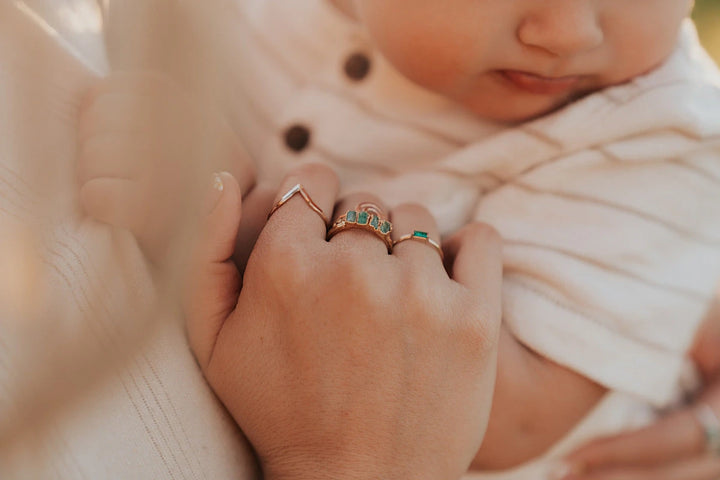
[184,164,504,480]
[556,299,720,480]
[77,71,255,264]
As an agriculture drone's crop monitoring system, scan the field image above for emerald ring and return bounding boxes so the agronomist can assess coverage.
[327,207,393,253]
[392,230,444,260]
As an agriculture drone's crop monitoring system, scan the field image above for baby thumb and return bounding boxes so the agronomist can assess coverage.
[184,171,243,370]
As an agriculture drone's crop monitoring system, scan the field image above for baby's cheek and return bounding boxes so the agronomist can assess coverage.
[378,35,474,95]
[601,5,686,85]
[359,4,475,94]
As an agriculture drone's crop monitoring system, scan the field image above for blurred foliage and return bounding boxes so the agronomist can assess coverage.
[693,0,720,63]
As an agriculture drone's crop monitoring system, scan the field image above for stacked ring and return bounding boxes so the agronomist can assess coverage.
[327,205,393,253]
[268,183,329,225]
[392,230,444,260]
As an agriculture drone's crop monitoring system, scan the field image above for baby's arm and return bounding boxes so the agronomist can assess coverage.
[471,327,607,470]
[690,297,720,383]
[473,296,720,471]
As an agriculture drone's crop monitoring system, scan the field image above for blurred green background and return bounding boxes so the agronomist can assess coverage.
[694,0,720,63]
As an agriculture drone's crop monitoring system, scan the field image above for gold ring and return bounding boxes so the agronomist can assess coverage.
[327,207,393,253]
[356,201,385,218]
[392,230,444,260]
[268,184,329,225]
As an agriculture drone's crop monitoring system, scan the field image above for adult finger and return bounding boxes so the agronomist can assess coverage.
[233,183,277,275]
[329,192,391,256]
[77,132,148,184]
[184,172,243,370]
[78,92,159,142]
[564,455,720,480]
[561,410,706,473]
[442,222,503,295]
[264,163,339,243]
[79,177,144,233]
[389,203,444,269]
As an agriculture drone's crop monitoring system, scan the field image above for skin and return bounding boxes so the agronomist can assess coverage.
[332,0,694,123]
[79,0,718,476]
[557,302,720,480]
[330,0,710,471]
[184,165,505,480]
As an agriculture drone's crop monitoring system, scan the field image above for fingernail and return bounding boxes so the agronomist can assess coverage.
[204,172,226,214]
[547,460,575,480]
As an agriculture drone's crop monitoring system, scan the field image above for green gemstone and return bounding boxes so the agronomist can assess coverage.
[358,211,369,225]
[370,215,380,229]
[413,230,429,239]
[380,221,392,234]
[346,210,357,222]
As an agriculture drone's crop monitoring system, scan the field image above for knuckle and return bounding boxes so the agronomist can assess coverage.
[393,202,432,219]
[466,222,501,242]
[449,298,499,355]
[463,222,502,248]
[288,162,339,186]
[330,253,392,303]
[458,318,495,358]
[342,191,384,208]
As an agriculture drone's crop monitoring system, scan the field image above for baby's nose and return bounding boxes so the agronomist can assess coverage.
[517,0,604,57]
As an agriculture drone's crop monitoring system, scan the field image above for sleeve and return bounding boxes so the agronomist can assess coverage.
[474,141,720,407]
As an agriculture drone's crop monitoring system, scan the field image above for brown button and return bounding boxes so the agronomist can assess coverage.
[284,124,311,152]
[343,52,371,81]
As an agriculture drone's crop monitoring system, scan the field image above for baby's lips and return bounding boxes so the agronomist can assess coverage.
[498,70,582,95]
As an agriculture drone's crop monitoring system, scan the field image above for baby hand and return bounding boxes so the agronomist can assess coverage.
[76,71,255,264]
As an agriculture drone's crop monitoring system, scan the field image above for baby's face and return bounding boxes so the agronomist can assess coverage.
[349,0,693,123]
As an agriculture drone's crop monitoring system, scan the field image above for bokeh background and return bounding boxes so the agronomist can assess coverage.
[694,0,720,63]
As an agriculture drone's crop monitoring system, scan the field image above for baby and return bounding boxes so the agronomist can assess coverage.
[78,0,720,478]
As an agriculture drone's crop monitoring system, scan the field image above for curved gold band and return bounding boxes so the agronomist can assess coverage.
[392,231,444,260]
[356,201,385,218]
[327,208,393,253]
[267,184,329,225]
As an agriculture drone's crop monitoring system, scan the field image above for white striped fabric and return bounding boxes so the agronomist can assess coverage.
[228,0,720,404]
[224,1,720,477]
[2,0,719,479]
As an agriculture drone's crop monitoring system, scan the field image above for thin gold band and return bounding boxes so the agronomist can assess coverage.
[267,183,329,225]
[392,231,444,260]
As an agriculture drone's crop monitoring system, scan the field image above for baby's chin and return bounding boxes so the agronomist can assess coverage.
[458,91,587,125]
